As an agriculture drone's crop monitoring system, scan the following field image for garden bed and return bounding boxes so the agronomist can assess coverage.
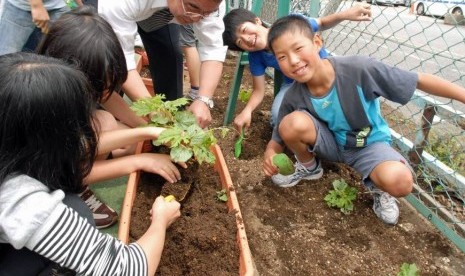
[118,142,253,275]
[208,52,465,275]
[126,52,465,275]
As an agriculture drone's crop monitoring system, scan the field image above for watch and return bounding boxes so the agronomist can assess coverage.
[194,95,214,109]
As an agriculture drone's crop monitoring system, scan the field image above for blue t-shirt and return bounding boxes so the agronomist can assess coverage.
[248,16,330,84]
[271,55,419,148]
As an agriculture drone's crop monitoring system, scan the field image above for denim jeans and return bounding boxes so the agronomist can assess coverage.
[0,1,69,55]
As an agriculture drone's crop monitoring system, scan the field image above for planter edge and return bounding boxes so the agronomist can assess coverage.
[212,144,255,276]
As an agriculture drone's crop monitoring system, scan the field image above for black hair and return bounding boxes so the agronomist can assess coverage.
[0,52,98,194]
[267,14,315,55]
[37,5,127,103]
[222,8,261,51]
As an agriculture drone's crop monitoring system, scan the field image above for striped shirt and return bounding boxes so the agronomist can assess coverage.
[0,175,148,275]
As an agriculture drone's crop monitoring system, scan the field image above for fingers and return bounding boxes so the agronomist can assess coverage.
[177,161,188,169]
[33,20,49,34]
[157,164,182,183]
[152,196,181,227]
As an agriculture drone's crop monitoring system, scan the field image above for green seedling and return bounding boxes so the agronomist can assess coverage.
[216,189,228,202]
[324,179,357,214]
[397,263,419,276]
[272,153,295,175]
[234,128,245,158]
[131,94,229,164]
[238,89,252,103]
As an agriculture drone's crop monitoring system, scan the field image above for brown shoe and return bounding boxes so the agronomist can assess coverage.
[79,187,118,229]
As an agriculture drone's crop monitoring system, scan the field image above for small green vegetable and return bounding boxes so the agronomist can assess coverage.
[397,263,419,276]
[272,153,295,175]
[234,128,245,158]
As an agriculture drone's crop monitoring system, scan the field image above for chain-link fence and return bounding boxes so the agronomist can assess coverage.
[226,0,465,252]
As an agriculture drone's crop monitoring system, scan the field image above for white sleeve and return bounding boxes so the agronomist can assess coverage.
[0,175,65,249]
[193,1,227,62]
[98,0,139,71]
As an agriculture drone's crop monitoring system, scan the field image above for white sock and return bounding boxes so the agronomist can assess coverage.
[298,157,317,171]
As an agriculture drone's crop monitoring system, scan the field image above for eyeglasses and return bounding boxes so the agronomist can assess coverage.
[180,0,219,20]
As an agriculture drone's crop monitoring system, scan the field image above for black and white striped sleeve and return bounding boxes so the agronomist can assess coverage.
[29,206,148,276]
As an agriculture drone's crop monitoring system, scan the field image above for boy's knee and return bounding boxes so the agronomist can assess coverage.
[384,168,413,197]
[278,111,312,139]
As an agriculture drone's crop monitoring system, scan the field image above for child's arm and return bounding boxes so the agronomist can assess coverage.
[233,75,267,132]
[417,73,465,104]
[316,4,372,31]
[122,70,153,101]
[97,127,165,155]
[101,93,147,128]
[85,153,186,184]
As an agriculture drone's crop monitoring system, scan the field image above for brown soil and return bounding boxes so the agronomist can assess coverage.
[132,52,465,275]
[129,152,239,275]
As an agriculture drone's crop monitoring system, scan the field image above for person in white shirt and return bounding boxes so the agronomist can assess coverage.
[98,0,227,128]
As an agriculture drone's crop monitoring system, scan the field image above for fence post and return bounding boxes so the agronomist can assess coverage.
[277,0,290,17]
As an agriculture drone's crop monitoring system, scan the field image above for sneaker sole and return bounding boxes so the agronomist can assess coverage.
[277,169,324,188]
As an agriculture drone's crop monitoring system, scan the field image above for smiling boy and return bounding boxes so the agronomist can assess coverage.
[263,14,465,225]
[222,6,371,133]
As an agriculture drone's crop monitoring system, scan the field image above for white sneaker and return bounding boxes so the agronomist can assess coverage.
[271,159,323,188]
[370,187,399,225]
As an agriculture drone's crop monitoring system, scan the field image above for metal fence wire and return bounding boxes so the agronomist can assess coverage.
[226,0,465,252]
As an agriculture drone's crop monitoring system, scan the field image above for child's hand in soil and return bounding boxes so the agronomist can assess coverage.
[150,196,181,228]
[137,153,187,183]
[234,110,252,133]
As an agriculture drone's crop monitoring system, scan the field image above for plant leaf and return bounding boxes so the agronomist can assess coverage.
[234,128,245,158]
[170,146,193,163]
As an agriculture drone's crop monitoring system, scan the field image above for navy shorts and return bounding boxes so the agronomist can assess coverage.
[304,111,411,187]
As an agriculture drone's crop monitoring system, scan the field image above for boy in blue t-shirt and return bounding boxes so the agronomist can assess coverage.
[264,14,465,225]
[222,5,371,132]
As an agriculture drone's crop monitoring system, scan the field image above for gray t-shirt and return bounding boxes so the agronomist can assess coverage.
[272,55,418,147]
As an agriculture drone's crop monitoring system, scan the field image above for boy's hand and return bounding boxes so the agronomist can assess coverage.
[233,110,252,133]
[263,148,280,177]
[347,4,372,21]
[30,2,50,33]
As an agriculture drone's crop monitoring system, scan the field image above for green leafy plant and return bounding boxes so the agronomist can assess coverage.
[238,89,252,103]
[426,132,465,175]
[131,94,229,164]
[272,153,295,175]
[216,189,228,202]
[234,128,245,158]
[397,263,419,276]
[324,179,357,214]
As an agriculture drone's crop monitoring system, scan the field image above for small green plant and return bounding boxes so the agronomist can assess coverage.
[238,89,252,103]
[272,153,295,175]
[234,128,245,158]
[324,179,357,214]
[216,189,228,202]
[397,263,419,276]
[131,94,229,164]
[426,132,465,175]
